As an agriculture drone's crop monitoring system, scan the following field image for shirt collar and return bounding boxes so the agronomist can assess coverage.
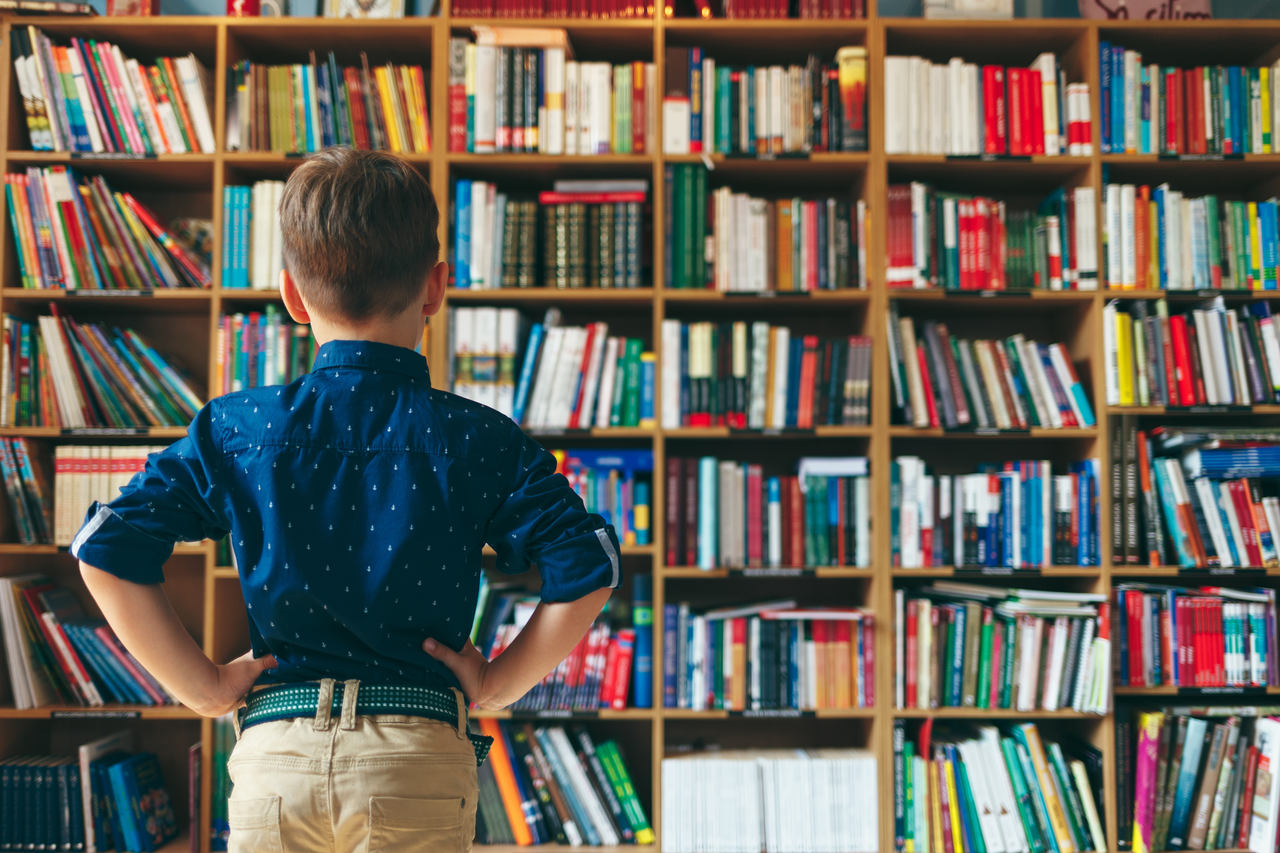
[312,340,431,383]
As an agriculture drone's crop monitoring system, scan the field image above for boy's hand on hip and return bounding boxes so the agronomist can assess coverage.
[422,639,502,710]
[199,651,278,717]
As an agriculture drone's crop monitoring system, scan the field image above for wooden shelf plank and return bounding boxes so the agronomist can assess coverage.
[0,704,198,719]
[662,426,873,438]
[893,708,1103,719]
[661,566,870,578]
[888,427,1099,439]
[890,566,1100,578]
[447,287,657,303]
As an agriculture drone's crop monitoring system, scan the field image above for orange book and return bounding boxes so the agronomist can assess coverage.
[777,199,795,291]
[797,335,818,429]
[1134,185,1149,291]
[764,327,778,426]
[478,718,534,846]
[833,620,852,708]
[412,65,432,153]
[731,617,747,711]
[159,58,200,153]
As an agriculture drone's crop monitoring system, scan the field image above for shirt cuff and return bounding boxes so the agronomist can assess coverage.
[69,502,174,585]
[533,526,622,603]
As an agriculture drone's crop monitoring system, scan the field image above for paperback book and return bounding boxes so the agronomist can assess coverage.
[215,307,315,396]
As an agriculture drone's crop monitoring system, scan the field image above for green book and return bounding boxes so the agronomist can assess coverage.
[999,617,1017,708]
[1047,741,1091,852]
[803,475,820,568]
[598,741,654,845]
[975,612,994,709]
[609,338,630,426]
[620,338,643,427]
[904,740,916,852]
[1204,195,1223,286]
[1001,736,1051,853]
[1003,339,1041,426]
[678,165,695,289]
[953,748,988,853]
[693,165,707,289]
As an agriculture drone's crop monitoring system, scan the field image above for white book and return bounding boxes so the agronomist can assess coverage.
[473,45,497,153]
[592,63,613,154]
[543,47,566,155]
[855,477,870,567]
[546,326,588,429]
[576,322,608,428]
[769,326,790,429]
[899,457,921,568]
[749,322,769,430]
[917,598,933,707]
[1104,184,1122,288]
[451,306,476,402]
[563,60,579,156]
[1120,183,1136,289]
[959,739,1008,853]
[108,47,152,153]
[660,320,681,429]
[268,181,286,290]
[594,336,621,428]
[979,727,1030,853]
[645,62,658,154]
[546,727,621,846]
[1251,718,1280,853]
[38,315,86,428]
[883,56,908,153]
[67,48,108,153]
[1073,186,1098,288]
[1070,617,1096,711]
[931,62,948,156]
[1124,50,1139,154]
[1226,312,1251,405]
[176,54,217,153]
[965,62,981,154]
[948,58,965,155]
[1021,336,1063,429]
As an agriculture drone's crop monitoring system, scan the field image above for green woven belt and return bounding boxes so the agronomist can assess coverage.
[240,682,492,765]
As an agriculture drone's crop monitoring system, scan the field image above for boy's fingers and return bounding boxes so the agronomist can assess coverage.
[422,638,456,666]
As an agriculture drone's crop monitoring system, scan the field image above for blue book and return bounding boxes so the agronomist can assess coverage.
[300,65,316,152]
[717,66,731,154]
[1230,67,1244,154]
[1113,47,1125,153]
[510,322,543,424]
[1152,460,1194,567]
[1001,475,1015,568]
[639,355,655,426]
[785,336,803,427]
[1210,480,1243,566]
[1154,184,1169,289]
[1167,717,1209,849]
[662,603,678,708]
[316,62,335,148]
[221,186,234,289]
[498,723,546,843]
[1099,42,1112,153]
[63,623,140,705]
[535,727,598,845]
[454,179,472,288]
[1263,201,1279,289]
[697,456,717,569]
[688,48,702,151]
[106,757,144,852]
[948,604,966,705]
[1140,65,1151,153]
[746,67,756,152]
[632,573,653,709]
[635,480,651,546]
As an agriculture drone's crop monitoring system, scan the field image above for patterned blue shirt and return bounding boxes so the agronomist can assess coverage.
[70,340,621,692]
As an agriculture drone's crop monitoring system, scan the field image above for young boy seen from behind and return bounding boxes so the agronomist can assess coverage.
[73,148,619,852]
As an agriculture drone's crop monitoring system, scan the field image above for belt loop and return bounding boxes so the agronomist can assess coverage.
[313,678,335,731]
[339,679,361,731]
[232,707,243,739]
[450,687,468,740]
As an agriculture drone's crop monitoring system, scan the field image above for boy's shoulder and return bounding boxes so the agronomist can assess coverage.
[426,386,524,438]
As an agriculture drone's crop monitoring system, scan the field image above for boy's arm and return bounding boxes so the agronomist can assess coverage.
[80,563,275,716]
[425,586,610,710]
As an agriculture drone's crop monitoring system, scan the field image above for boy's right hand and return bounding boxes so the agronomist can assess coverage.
[422,639,503,710]
[200,651,279,717]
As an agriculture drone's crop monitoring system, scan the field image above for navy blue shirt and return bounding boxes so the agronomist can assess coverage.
[70,340,621,692]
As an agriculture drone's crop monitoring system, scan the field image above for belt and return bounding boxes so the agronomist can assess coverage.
[239,682,493,765]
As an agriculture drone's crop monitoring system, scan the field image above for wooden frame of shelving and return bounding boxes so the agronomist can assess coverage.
[4,9,1280,853]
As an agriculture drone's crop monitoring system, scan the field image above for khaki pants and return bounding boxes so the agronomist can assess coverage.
[226,679,480,853]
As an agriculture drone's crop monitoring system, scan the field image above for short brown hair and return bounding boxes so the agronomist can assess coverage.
[279,148,440,321]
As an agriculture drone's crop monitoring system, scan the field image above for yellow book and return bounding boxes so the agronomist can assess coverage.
[1264,67,1273,154]
[1016,724,1077,853]
[373,66,403,153]
[1115,310,1134,406]
[764,326,777,427]
[1250,201,1263,289]
[943,757,965,853]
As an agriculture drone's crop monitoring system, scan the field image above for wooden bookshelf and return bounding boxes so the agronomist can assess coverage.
[5,10,1280,853]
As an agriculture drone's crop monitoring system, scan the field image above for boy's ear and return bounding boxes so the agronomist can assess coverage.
[423,261,448,318]
[280,269,311,324]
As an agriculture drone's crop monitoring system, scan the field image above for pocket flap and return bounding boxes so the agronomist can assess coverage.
[228,795,281,830]
[369,796,463,830]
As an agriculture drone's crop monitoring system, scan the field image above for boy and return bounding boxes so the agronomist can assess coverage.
[73,148,619,852]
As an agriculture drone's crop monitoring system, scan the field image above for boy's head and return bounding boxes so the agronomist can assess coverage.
[278,148,443,329]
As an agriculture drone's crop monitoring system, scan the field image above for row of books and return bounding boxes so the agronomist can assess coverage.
[226,55,430,154]
[892,458,1102,569]
[685,0,866,18]
[0,313,202,430]
[453,179,648,290]
[454,0,864,17]
[448,30,656,155]
[7,167,212,291]
[220,181,285,291]
[1100,45,1280,156]
[0,438,50,546]
[886,184,1098,291]
[1101,185,1280,291]
[661,47,867,156]
[449,308,654,430]
[662,598,874,711]
[893,583,1111,715]
[0,576,178,710]
[214,308,315,397]
[662,749,878,853]
[884,53,1091,157]
[478,721,653,846]
[660,322,871,430]
[12,27,214,155]
[1116,584,1278,690]
[53,445,156,548]
[1104,298,1280,408]
[1124,711,1280,853]
[1,733,181,853]
[553,449,652,548]
[663,456,871,570]
[893,722,1107,853]
[888,308,1096,432]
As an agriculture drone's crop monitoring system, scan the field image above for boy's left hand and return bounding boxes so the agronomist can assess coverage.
[199,651,278,717]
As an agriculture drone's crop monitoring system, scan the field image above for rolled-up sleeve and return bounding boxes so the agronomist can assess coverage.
[70,404,230,585]
[485,425,621,603]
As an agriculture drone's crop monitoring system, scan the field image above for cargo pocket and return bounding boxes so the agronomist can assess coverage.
[367,796,465,853]
[227,795,283,853]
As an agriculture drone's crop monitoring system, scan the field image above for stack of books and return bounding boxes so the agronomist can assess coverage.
[477,721,653,847]
[453,179,648,290]
[663,749,878,853]
[0,575,178,709]
[661,46,867,156]
[6,167,213,290]
[1100,45,1280,155]
[885,53,1092,157]
[894,583,1111,715]
[886,184,1098,291]
[2,734,182,853]
[1116,584,1277,689]
[0,437,51,545]
[662,598,874,710]
[893,722,1106,853]
[1102,185,1280,291]
[665,168,867,291]
[10,28,214,154]
[663,455,871,570]
[553,448,652,547]
[0,313,203,429]
[215,307,315,396]
[447,28,656,155]
[52,445,162,546]
[450,308,654,430]
[892,457,1102,569]
[678,0,866,19]
[1121,424,1280,570]
[1104,297,1280,408]
[226,53,429,153]
[1123,710,1280,853]
[888,307,1096,432]
[660,321,872,429]
[453,0,649,19]
[221,180,285,291]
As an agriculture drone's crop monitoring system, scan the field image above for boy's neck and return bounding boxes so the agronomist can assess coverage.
[310,315,425,352]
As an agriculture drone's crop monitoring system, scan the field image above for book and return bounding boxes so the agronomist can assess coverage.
[553,448,653,547]
[0,437,53,544]
[220,181,286,291]
[885,53,1091,157]
[51,444,164,546]
[215,307,315,395]
[894,584,1111,714]
[891,457,1103,569]
[5,167,213,290]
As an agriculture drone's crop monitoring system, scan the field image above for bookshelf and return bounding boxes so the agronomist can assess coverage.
[6,8,1280,853]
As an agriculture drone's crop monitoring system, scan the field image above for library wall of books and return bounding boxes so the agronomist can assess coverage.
[11,6,1280,853]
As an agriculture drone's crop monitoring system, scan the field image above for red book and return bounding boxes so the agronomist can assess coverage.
[780,474,793,567]
[747,464,763,566]
[974,198,992,291]
[1007,68,1026,155]
[982,65,1006,155]
[1168,315,1196,406]
[1212,599,1226,684]
[1178,69,1193,156]
[804,202,820,291]
[835,480,847,566]
[568,323,599,429]
[684,462,698,565]
[861,613,874,707]
[1185,322,1208,405]
[905,598,919,708]
[608,629,635,709]
[1229,479,1263,567]
[632,62,646,154]
[990,203,1007,290]
[1126,590,1144,684]
[812,620,830,708]
[1241,747,1261,845]
[916,346,940,428]
[797,335,819,428]
[344,67,372,150]
[730,618,747,710]
[666,457,683,566]
[1025,68,1045,155]
[1134,185,1150,291]
[1164,69,1179,154]
[789,476,806,568]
